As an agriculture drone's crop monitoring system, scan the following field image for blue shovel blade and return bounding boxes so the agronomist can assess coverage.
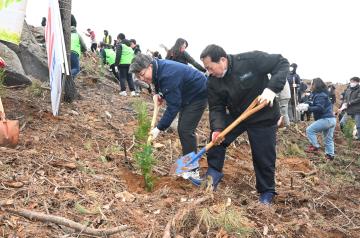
[172,148,206,175]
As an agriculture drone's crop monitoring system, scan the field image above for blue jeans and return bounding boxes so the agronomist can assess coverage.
[71,52,80,78]
[306,117,336,156]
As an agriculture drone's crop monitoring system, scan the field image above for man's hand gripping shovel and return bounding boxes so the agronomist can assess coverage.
[170,96,268,176]
[147,95,161,145]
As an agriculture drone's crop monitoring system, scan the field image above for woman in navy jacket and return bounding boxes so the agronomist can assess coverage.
[129,54,208,155]
[297,78,336,160]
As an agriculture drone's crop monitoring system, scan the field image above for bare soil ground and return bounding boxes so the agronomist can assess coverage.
[0,59,359,237]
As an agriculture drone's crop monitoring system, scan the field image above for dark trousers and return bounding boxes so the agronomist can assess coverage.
[118,65,135,91]
[178,98,207,155]
[90,43,97,52]
[70,52,80,78]
[110,64,119,80]
[207,117,277,193]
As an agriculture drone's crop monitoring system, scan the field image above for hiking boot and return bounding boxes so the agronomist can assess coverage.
[305,145,319,153]
[119,91,127,96]
[259,192,275,205]
[188,167,224,191]
[325,154,334,161]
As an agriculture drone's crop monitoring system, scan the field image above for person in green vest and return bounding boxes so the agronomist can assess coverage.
[99,42,119,81]
[115,33,136,96]
[71,26,87,78]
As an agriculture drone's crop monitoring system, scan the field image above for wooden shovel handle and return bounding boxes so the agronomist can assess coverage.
[205,96,268,151]
[147,95,160,144]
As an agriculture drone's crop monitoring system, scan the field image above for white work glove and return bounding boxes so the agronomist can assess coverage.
[258,88,276,106]
[150,127,161,140]
[339,103,347,112]
[296,103,309,112]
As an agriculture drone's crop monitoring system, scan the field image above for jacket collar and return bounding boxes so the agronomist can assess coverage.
[224,55,233,78]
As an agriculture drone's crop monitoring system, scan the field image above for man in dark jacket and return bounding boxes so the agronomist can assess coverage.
[192,44,289,205]
[129,54,208,155]
[339,77,360,140]
[287,63,301,122]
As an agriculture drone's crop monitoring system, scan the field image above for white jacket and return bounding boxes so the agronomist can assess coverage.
[277,80,291,100]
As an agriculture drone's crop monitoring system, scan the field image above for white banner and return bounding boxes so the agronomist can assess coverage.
[0,0,28,45]
[45,0,69,116]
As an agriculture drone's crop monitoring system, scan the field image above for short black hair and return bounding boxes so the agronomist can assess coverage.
[200,44,227,63]
[118,33,126,40]
[129,39,136,44]
[350,76,360,82]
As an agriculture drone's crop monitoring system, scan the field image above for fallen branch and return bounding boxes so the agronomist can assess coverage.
[327,200,356,227]
[163,195,212,238]
[4,208,128,236]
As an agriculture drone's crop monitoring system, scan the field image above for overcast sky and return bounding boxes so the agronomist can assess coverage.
[25,0,360,84]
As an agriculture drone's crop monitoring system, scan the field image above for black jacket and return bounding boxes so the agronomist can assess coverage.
[208,51,289,130]
[344,85,360,115]
[166,51,206,72]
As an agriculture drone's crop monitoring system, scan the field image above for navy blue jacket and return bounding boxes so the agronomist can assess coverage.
[152,59,207,130]
[308,91,334,120]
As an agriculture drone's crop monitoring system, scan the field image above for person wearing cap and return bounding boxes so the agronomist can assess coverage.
[129,54,208,155]
[339,76,360,140]
[191,44,289,205]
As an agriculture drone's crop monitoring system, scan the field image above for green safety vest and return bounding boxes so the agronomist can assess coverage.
[103,35,111,45]
[71,33,81,56]
[104,48,115,65]
[120,44,134,64]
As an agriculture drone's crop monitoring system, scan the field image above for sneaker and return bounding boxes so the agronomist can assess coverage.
[305,145,319,153]
[259,192,275,205]
[119,91,127,96]
[130,91,139,97]
[325,154,334,161]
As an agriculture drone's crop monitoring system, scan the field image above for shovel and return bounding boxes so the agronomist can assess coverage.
[170,96,268,176]
[147,95,160,144]
[0,97,19,148]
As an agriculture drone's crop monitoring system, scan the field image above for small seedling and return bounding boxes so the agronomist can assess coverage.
[343,118,356,148]
[133,100,156,191]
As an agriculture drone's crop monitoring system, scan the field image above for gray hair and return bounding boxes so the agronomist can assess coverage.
[129,54,153,74]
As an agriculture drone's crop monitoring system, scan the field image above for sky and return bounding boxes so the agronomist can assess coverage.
[24,0,360,84]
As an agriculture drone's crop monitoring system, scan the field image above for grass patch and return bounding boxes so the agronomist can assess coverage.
[200,204,253,237]
[27,79,45,97]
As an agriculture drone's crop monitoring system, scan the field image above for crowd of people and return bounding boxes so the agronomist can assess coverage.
[68,25,359,206]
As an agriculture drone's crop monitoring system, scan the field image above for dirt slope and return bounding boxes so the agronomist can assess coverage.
[0,58,359,237]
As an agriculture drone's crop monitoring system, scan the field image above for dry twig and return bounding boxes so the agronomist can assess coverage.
[3,208,128,236]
